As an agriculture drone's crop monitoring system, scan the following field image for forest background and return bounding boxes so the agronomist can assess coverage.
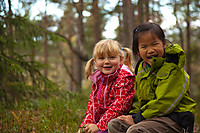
[0,0,200,132]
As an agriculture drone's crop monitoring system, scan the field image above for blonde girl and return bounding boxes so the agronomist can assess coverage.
[85,40,134,79]
[78,39,135,133]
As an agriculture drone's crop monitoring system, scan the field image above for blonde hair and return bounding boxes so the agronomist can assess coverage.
[85,39,133,79]
[122,47,134,72]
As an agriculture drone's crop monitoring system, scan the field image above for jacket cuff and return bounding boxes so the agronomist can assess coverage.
[96,122,106,131]
[132,111,145,124]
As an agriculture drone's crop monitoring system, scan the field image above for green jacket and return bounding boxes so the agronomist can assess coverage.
[130,44,196,119]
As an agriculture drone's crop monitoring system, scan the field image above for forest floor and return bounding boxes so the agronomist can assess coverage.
[0,89,89,132]
[0,89,200,132]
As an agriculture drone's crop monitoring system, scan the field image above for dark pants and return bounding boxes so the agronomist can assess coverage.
[108,117,185,133]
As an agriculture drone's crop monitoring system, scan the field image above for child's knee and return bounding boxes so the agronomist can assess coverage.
[108,118,124,132]
[108,118,118,128]
[108,118,131,132]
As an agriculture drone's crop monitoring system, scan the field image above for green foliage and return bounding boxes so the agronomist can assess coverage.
[0,4,59,106]
[0,89,90,132]
[194,104,200,132]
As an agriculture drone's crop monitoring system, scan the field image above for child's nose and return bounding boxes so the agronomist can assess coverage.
[147,48,155,54]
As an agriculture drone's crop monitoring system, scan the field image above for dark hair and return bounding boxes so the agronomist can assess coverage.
[132,22,166,58]
[132,22,166,74]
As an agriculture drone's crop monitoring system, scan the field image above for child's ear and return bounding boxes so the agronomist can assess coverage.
[137,51,140,56]
[120,56,124,64]
[164,40,167,49]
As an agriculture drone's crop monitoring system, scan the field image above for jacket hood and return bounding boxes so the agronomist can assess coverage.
[164,44,186,68]
[150,44,186,70]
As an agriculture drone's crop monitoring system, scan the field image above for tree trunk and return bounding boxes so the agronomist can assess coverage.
[137,0,144,24]
[74,0,85,92]
[69,49,75,91]
[122,0,134,47]
[61,2,77,91]
[43,30,48,78]
[151,0,155,22]
[144,0,149,22]
[92,0,101,44]
[43,0,48,91]
[173,0,184,48]
[127,0,134,48]
[117,10,123,42]
[186,0,192,96]
[186,0,191,75]
[8,0,13,39]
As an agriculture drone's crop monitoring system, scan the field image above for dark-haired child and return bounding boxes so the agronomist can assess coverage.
[108,22,196,133]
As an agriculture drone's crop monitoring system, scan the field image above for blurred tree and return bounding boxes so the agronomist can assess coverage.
[122,0,134,47]
[113,0,163,47]
[1,0,199,99]
[91,0,102,43]
[173,0,184,48]
[0,0,57,104]
[114,2,123,42]
[73,0,85,92]
[144,0,150,22]
[43,0,48,81]
[186,0,191,75]
[149,0,162,24]
[53,0,107,92]
[163,0,200,98]
[137,0,145,23]
[58,1,76,91]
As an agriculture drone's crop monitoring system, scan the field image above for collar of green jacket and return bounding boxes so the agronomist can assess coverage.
[164,43,186,69]
[149,44,185,71]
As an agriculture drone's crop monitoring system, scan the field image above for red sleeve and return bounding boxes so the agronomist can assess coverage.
[97,76,135,131]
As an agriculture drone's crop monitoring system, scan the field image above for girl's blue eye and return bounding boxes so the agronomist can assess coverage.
[109,56,116,59]
[99,57,104,60]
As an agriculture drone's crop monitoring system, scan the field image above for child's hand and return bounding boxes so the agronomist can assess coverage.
[84,124,100,133]
[77,125,86,133]
[77,128,85,133]
[77,129,81,133]
[118,115,135,125]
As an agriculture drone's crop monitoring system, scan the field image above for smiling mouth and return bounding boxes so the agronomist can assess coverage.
[147,55,158,59]
[103,66,112,69]
[104,66,112,68]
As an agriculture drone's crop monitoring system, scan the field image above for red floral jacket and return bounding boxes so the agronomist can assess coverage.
[80,64,135,131]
